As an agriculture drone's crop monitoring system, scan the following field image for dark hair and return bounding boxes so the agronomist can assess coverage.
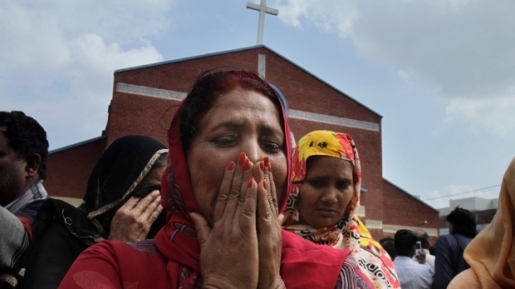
[379,236,397,260]
[414,230,430,249]
[0,111,49,180]
[394,229,417,256]
[446,206,477,238]
[153,151,168,168]
[178,68,283,153]
[429,245,436,255]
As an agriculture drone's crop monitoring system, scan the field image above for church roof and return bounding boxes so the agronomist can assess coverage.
[114,45,382,118]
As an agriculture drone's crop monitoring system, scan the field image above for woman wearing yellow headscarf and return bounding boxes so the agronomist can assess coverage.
[448,156,515,288]
[283,130,400,288]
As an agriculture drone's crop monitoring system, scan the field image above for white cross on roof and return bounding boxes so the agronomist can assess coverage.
[246,0,278,45]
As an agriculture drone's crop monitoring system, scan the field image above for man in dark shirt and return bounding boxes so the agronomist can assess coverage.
[433,207,477,289]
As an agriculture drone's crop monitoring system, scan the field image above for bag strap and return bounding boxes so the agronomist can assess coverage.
[0,199,76,288]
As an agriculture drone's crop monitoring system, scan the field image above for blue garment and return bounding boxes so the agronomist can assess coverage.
[433,234,471,289]
[393,256,433,289]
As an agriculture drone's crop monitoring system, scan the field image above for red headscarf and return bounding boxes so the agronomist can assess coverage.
[153,72,353,288]
[57,70,374,289]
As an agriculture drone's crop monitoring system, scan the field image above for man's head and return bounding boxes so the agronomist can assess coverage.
[0,111,48,206]
[379,236,397,260]
[446,206,477,238]
[394,229,417,257]
[414,229,430,250]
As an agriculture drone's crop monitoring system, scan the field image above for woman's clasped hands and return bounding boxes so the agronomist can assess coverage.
[190,152,285,289]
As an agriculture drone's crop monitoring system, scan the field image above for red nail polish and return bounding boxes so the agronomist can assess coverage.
[238,152,245,166]
[227,161,235,171]
[268,162,272,172]
[264,157,269,169]
[259,162,264,171]
[248,177,254,188]
[244,158,251,171]
[262,180,268,189]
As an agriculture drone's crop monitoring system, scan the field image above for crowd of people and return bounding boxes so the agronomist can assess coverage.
[1,68,514,288]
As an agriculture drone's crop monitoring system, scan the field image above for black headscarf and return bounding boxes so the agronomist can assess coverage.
[79,135,168,238]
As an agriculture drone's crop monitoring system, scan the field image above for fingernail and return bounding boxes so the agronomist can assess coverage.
[244,158,251,171]
[264,157,269,169]
[259,161,264,171]
[227,161,235,171]
[268,162,272,172]
[248,176,254,188]
[238,152,246,166]
[262,180,268,190]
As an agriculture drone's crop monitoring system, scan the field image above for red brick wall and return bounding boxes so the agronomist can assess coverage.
[109,46,384,221]
[45,137,107,199]
[383,179,439,229]
[46,46,439,235]
[106,93,176,146]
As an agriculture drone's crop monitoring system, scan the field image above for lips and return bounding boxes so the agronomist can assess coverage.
[315,208,339,216]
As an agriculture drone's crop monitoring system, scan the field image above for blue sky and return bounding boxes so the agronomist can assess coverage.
[2,0,514,208]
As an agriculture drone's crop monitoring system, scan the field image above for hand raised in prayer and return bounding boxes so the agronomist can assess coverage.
[191,152,259,289]
[108,190,163,242]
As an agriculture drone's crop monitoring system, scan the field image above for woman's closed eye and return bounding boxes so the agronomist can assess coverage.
[212,136,238,147]
[259,140,282,153]
[335,180,352,191]
[306,178,326,188]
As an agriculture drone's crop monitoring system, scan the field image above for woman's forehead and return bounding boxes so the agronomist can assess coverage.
[203,88,283,131]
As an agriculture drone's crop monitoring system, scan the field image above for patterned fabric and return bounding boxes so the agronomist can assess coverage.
[336,255,374,289]
[6,180,48,215]
[284,130,361,245]
[283,130,400,289]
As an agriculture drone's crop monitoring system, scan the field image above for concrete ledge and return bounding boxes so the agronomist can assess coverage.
[365,219,383,229]
[116,83,380,132]
[52,196,83,207]
[382,223,438,236]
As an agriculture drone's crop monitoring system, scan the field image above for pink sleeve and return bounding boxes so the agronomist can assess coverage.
[58,242,123,289]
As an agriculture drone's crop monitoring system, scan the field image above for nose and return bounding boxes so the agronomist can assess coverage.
[320,187,338,204]
[241,139,262,163]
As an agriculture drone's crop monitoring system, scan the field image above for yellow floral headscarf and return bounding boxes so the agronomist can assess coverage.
[283,130,400,289]
[284,130,362,235]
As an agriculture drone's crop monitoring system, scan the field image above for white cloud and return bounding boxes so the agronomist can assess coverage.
[425,184,474,209]
[274,0,515,136]
[424,183,501,209]
[0,0,172,148]
[445,96,515,137]
[274,0,358,35]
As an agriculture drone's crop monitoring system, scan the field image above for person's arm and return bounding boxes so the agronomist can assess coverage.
[433,236,454,289]
[419,262,434,289]
[0,206,29,268]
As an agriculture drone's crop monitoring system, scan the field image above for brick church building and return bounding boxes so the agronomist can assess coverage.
[44,45,438,239]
